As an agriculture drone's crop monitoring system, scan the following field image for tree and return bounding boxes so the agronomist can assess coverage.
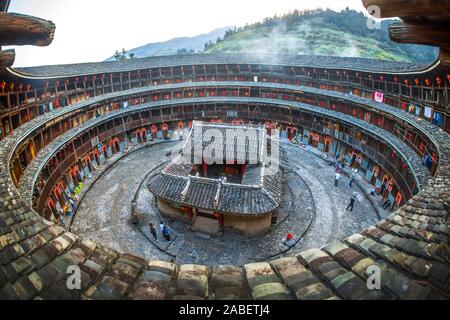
[113,50,120,61]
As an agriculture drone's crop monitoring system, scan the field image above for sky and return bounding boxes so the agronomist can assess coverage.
[7,0,367,67]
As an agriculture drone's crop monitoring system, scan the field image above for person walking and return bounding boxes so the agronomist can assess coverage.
[159,221,164,234]
[335,172,341,187]
[346,195,356,212]
[382,199,391,210]
[149,223,157,241]
[57,208,66,226]
[349,174,355,188]
[163,225,171,241]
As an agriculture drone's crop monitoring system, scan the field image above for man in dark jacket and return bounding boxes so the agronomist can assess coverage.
[149,223,157,241]
[163,225,171,241]
[346,196,356,212]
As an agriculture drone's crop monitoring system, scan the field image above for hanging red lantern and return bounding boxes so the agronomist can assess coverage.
[26,84,31,92]
[9,82,14,92]
[425,78,431,86]
[403,79,409,85]
[379,75,384,81]
[18,83,23,92]
[447,74,450,84]
[1,81,6,93]
[415,78,420,86]
[435,76,442,87]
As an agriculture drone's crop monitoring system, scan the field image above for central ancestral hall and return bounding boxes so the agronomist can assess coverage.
[147,121,283,236]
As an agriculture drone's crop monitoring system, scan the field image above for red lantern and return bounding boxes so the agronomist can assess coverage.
[26,84,31,92]
[425,78,431,86]
[415,78,420,86]
[403,79,409,85]
[447,74,450,84]
[436,76,442,87]
[18,83,23,92]
[1,81,6,93]
[379,75,384,81]
[9,83,14,92]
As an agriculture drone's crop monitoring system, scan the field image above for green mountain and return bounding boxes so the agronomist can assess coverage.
[203,8,438,63]
[106,27,231,61]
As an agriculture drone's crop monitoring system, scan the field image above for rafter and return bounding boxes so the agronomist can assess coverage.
[0,12,55,46]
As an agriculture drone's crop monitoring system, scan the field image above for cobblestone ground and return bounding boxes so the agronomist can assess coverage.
[71,142,177,261]
[282,142,380,254]
[72,140,380,266]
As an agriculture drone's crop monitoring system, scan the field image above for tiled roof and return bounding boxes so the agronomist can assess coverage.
[147,121,281,215]
[10,53,435,78]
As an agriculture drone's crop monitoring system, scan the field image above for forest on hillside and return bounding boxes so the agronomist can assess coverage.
[203,8,438,63]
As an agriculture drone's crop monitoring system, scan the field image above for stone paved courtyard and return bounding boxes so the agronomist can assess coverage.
[71,139,380,266]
